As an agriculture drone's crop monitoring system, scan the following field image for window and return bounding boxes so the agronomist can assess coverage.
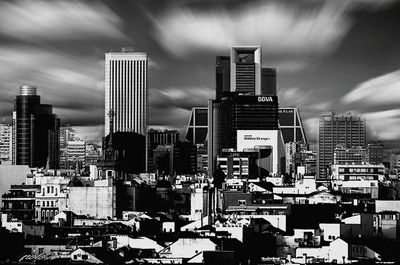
[47,187,50,193]
[82,255,88,260]
[238,200,246,206]
[73,255,77,260]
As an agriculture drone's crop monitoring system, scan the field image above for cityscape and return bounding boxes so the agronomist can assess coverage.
[1,1,400,265]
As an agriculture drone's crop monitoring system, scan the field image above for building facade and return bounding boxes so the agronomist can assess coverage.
[367,142,384,165]
[334,145,369,165]
[13,86,60,168]
[185,107,208,145]
[208,46,281,177]
[0,123,12,162]
[278,107,307,144]
[318,112,366,178]
[104,48,148,137]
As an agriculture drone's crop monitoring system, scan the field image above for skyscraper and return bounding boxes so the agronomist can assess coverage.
[215,46,277,99]
[208,46,282,177]
[185,107,208,145]
[318,112,366,178]
[13,85,60,168]
[104,48,148,136]
[278,107,307,144]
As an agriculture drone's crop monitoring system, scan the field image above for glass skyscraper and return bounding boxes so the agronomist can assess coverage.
[13,85,60,168]
[278,107,307,144]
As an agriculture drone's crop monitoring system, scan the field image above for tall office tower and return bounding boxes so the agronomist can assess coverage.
[230,46,262,95]
[104,48,148,136]
[0,123,12,162]
[216,47,277,99]
[208,46,283,177]
[216,56,231,99]
[13,86,60,168]
[278,107,307,144]
[318,112,366,178]
[208,94,280,176]
[261,68,277,95]
[367,142,384,165]
[185,107,208,145]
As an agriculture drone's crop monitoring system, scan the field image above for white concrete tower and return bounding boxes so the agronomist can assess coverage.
[104,48,148,136]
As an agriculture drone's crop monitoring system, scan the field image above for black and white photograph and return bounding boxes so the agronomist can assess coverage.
[1,0,400,264]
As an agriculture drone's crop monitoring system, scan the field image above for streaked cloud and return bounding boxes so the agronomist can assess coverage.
[342,70,400,107]
[0,45,104,125]
[365,110,400,141]
[0,1,126,41]
[151,1,351,61]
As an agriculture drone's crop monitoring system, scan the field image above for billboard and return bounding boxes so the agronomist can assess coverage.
[237,130,284,176]
[237,130,279,151]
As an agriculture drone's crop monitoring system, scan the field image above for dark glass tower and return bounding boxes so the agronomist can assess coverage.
[13,86,60,168]
[208,93,279,176]
[215,56,230,99]
[208,47,281,177]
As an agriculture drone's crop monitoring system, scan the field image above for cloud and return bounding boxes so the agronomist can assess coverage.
[342,69,400,107]
[365,110,400,141]
[149,86,212,128]
[151,1,352,60]
[0,45,104,126]
[278,87,332,111]
[0,1,126,41]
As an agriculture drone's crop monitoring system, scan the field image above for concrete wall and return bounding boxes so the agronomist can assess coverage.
[68,186,115,219]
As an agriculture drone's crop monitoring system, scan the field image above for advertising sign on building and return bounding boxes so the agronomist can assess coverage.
[237,130,279,151]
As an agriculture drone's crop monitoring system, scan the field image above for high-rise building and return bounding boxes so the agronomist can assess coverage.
[215,47,277,99]
[318,112,366,178]
[261,68,277,96]
[215,56,231,99]
[230,46,262,95]
[104,48,148,136]
[278,107,307,144]
[208,46,282,177]
[13,86,60,168]
[185,107,208,145]
[0,123,12,162]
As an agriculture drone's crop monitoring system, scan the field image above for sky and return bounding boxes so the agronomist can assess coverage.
[0,0,399,150]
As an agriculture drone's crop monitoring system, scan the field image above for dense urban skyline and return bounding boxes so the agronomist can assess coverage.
[0,0,399,149]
